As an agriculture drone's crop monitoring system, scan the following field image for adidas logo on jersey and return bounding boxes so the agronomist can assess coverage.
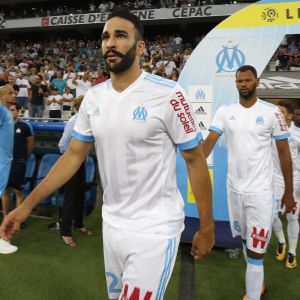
[198,121,207,130]
[195,106,207,115]
[91,107,100,116]
[229,116,236,120]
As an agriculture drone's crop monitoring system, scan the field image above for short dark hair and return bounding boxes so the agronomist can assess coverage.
[235,65,258,78]
[278,100,294,114]
[11,102,20,111]
[107,9,144,41]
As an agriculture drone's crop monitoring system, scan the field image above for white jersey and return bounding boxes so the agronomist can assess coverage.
[272,123,300,187]
[47,95,62,111]
[73,71,202,236]
[210,99,289,194]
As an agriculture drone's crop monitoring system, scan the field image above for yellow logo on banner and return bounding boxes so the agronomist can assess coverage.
[217,2,300,28]
[187,169,214,204]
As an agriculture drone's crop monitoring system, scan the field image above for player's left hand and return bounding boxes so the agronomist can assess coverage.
[281,191,296,214]
[191,229,215,261]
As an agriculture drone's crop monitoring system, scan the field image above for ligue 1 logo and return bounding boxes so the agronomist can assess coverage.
[261,7,278,22]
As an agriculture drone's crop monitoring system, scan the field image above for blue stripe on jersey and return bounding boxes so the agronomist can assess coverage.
[247,257,264,266]
[144,74,177,88]
[209,125,223,136]
[273,132,290,140]
[72,130,95,142]
[156,238,176,300]
[177,132,202,151]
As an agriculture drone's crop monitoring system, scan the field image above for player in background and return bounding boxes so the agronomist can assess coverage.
[202,65,295,300]
[272,101,300,269]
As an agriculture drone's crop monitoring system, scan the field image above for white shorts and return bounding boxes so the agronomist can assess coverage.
[273,184,300,220]
[227,189,273,254]
[103,221,180,300]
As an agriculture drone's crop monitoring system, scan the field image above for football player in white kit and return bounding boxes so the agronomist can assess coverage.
[0,9,214,300]
[272,101,300,269]
[202,65,295,300]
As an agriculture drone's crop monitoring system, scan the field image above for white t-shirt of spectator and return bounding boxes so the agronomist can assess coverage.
[62,93,73,107]
[76,79,91,97]
[48,95,63,111]
[16,78,30,97]
[63,73,77,90]
[164,60,177,77]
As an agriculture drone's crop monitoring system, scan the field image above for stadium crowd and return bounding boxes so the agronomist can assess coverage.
[0,32,199,117]
[0,33,299,118]
[0,1,256,20]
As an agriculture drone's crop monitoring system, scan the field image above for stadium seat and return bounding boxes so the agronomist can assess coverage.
[35,153,61,205]
[23,153,37,197]
[50,155,97,215]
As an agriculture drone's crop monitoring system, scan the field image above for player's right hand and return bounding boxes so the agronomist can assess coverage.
[281,191,296,214]
[0,205,31,240]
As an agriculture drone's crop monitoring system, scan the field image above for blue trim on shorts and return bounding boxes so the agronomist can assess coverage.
[247,257,264,266]
[156,238,176,300]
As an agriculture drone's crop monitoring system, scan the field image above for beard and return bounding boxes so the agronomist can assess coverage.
[103,43,137,74]
[238,84,256,99]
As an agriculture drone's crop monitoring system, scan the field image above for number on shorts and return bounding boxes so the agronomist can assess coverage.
[106,272,121,294]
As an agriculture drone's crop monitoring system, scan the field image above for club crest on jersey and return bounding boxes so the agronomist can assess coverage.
[256,116,264,125]
[132,106,147,121]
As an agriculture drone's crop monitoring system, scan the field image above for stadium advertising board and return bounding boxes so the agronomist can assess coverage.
[0,4,249,30]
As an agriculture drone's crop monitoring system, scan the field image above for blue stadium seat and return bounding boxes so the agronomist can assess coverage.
[50,155,97,215]
[36,153,61,205]
[23,153,37,197]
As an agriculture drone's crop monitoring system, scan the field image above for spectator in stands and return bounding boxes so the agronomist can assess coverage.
[51,70,67,95]
[0,85,17,254]
[276,48,290,71]
[2,103,34,219]
[173,33,183,51]
[163,53,177,78]
[72,72,91,97]
[18,58,29,75]
[288,49,300,70]
[47,87,63,118]
[63,65,77,97]
[96,68,109,84]
[170,67,179,81]
[15,72,31,109]
[58,96,92,247]
[29,74,48,118]
[0,72,9,87]
[62,87,74,111]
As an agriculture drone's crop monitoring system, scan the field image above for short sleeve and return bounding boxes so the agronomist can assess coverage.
[209,106,225,136]
[72,97,95,142]
[272,107,290,140]
[163,84,202,151]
